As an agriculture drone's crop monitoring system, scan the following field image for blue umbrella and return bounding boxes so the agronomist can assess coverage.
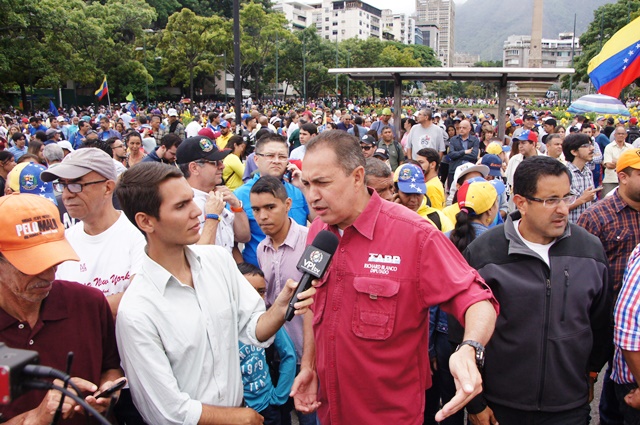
[567,94,630,116]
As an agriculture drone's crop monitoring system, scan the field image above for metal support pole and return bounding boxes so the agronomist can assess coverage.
[303,34,306,106]
[393,73,402,139]
[569,13,576,103]
[233,0,242,134]
[275,32,279,101]
[497,74,508,141]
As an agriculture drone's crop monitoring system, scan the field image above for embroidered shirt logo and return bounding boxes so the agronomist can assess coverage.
[367,253,401,264]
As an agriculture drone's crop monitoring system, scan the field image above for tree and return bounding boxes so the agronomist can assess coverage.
[0,0,155,110]
[563,0,640,90]
[236,2,293,99]
[157,8,227,100]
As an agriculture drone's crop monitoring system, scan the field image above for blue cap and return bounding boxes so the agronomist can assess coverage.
[396,163,426,194]
[481,154,503,177]
[18,163,57,205]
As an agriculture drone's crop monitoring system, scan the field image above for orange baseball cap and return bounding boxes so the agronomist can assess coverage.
[616,148,640,173]
[0,194,79,274]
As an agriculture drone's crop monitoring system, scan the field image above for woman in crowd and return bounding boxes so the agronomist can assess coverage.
[222,135,248,191]
[125,131,145,167]
[27,140,45,165]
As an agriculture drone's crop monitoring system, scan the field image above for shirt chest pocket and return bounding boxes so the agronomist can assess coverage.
[352,278,400,341]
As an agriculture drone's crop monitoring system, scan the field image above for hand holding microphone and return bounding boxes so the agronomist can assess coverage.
[284,230,340,321]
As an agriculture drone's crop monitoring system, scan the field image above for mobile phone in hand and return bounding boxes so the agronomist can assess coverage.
[95,379,127,399]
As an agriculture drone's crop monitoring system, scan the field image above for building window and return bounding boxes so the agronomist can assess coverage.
[332,30,337,35]
[333,21,338,26]
[325,17,329,21]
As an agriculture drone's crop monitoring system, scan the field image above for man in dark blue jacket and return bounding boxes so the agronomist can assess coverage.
[464,156,612,425]
[447,120,479,188]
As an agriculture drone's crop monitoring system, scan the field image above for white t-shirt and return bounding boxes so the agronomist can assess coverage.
[56,212,145,296]
[513,219,556,267]
[185,121,203,138]
[408,123,446,159]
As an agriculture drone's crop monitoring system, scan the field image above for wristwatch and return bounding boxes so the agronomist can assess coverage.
[455,340,485,369]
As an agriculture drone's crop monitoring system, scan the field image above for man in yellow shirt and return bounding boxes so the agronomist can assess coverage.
[415,148,446,210]
[217,120,233,149]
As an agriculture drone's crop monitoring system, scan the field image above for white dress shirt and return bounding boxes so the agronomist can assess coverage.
[116,245,272,425]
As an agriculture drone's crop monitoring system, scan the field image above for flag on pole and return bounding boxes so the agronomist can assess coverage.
[588,16,640,98]
[95,76,109,100]
[48,100,59,117]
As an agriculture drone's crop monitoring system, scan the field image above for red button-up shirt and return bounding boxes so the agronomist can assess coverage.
[308,190,498,425]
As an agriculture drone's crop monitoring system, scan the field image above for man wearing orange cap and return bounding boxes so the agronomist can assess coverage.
[0,194,123,424]
[578,148,640,424]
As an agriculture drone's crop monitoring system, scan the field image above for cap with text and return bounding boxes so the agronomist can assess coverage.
[0,194,79,274]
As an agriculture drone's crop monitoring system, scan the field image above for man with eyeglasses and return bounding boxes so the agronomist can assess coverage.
[465,156,612,425]
[360,134,376,158]
[234,133,311,266]
[176,136,250,254]
[40,147,147,423]
[602,126,634,197]
[563,133,602,224]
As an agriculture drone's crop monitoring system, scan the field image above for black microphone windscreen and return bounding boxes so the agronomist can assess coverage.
[310,230,339,254]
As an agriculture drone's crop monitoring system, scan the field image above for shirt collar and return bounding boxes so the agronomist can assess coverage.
[263,218,301,250]
[0,282,69,331]
[142,246,202,295]
[347,188,381,241]
[611,188,632,213]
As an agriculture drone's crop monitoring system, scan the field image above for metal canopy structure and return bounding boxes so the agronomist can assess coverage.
[327,67,574,139]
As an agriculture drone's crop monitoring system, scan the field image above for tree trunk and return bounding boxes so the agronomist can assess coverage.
[19,83,28,114]
[190,67,194,101]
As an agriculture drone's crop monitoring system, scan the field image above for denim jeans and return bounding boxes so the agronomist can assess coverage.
[614,382,640,425]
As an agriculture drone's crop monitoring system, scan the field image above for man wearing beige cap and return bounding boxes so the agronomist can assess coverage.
[40,148,145,317]
[0,193,123,424]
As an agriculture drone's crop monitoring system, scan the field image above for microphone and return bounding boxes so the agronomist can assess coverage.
[284,230,340,321]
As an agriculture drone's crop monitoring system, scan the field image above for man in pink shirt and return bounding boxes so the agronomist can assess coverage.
[292,131,499,425]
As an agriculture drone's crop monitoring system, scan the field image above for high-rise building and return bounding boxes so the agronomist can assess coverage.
[308,0,383,42]
[503,33,581,69]
[381,10,416,44]
[453,52,480,67]
[272,1,315,31]
[415,0,454,66]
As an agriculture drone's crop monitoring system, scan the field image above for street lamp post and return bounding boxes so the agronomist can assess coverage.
[216,53,228,105]
[303,33,306,106]
[136,29,155,105]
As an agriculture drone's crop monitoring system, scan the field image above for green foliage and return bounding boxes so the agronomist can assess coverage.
[156,8,227,100]
[565,0,640,89]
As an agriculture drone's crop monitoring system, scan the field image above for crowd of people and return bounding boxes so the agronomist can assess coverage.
[1,97,640,425]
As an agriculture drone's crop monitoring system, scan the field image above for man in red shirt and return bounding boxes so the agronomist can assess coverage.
[292,131,499,425]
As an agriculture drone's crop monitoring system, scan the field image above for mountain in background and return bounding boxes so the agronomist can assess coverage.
[454,0,610,61]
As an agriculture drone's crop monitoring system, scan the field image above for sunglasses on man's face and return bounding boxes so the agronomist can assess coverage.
[361,145,373,151]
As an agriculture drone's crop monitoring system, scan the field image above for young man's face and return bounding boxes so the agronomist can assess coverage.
[299,129,313,145]
[250,191,292,238]
[149,177,202,247]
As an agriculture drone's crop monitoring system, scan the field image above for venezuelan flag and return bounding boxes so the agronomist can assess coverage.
[588,16,640,98]
[95,76,108,100]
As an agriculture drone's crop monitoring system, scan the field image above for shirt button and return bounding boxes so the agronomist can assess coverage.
[340,248,345,253]
[28,339,34,345]
[18,324,24,329]
[333,306,338,311]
